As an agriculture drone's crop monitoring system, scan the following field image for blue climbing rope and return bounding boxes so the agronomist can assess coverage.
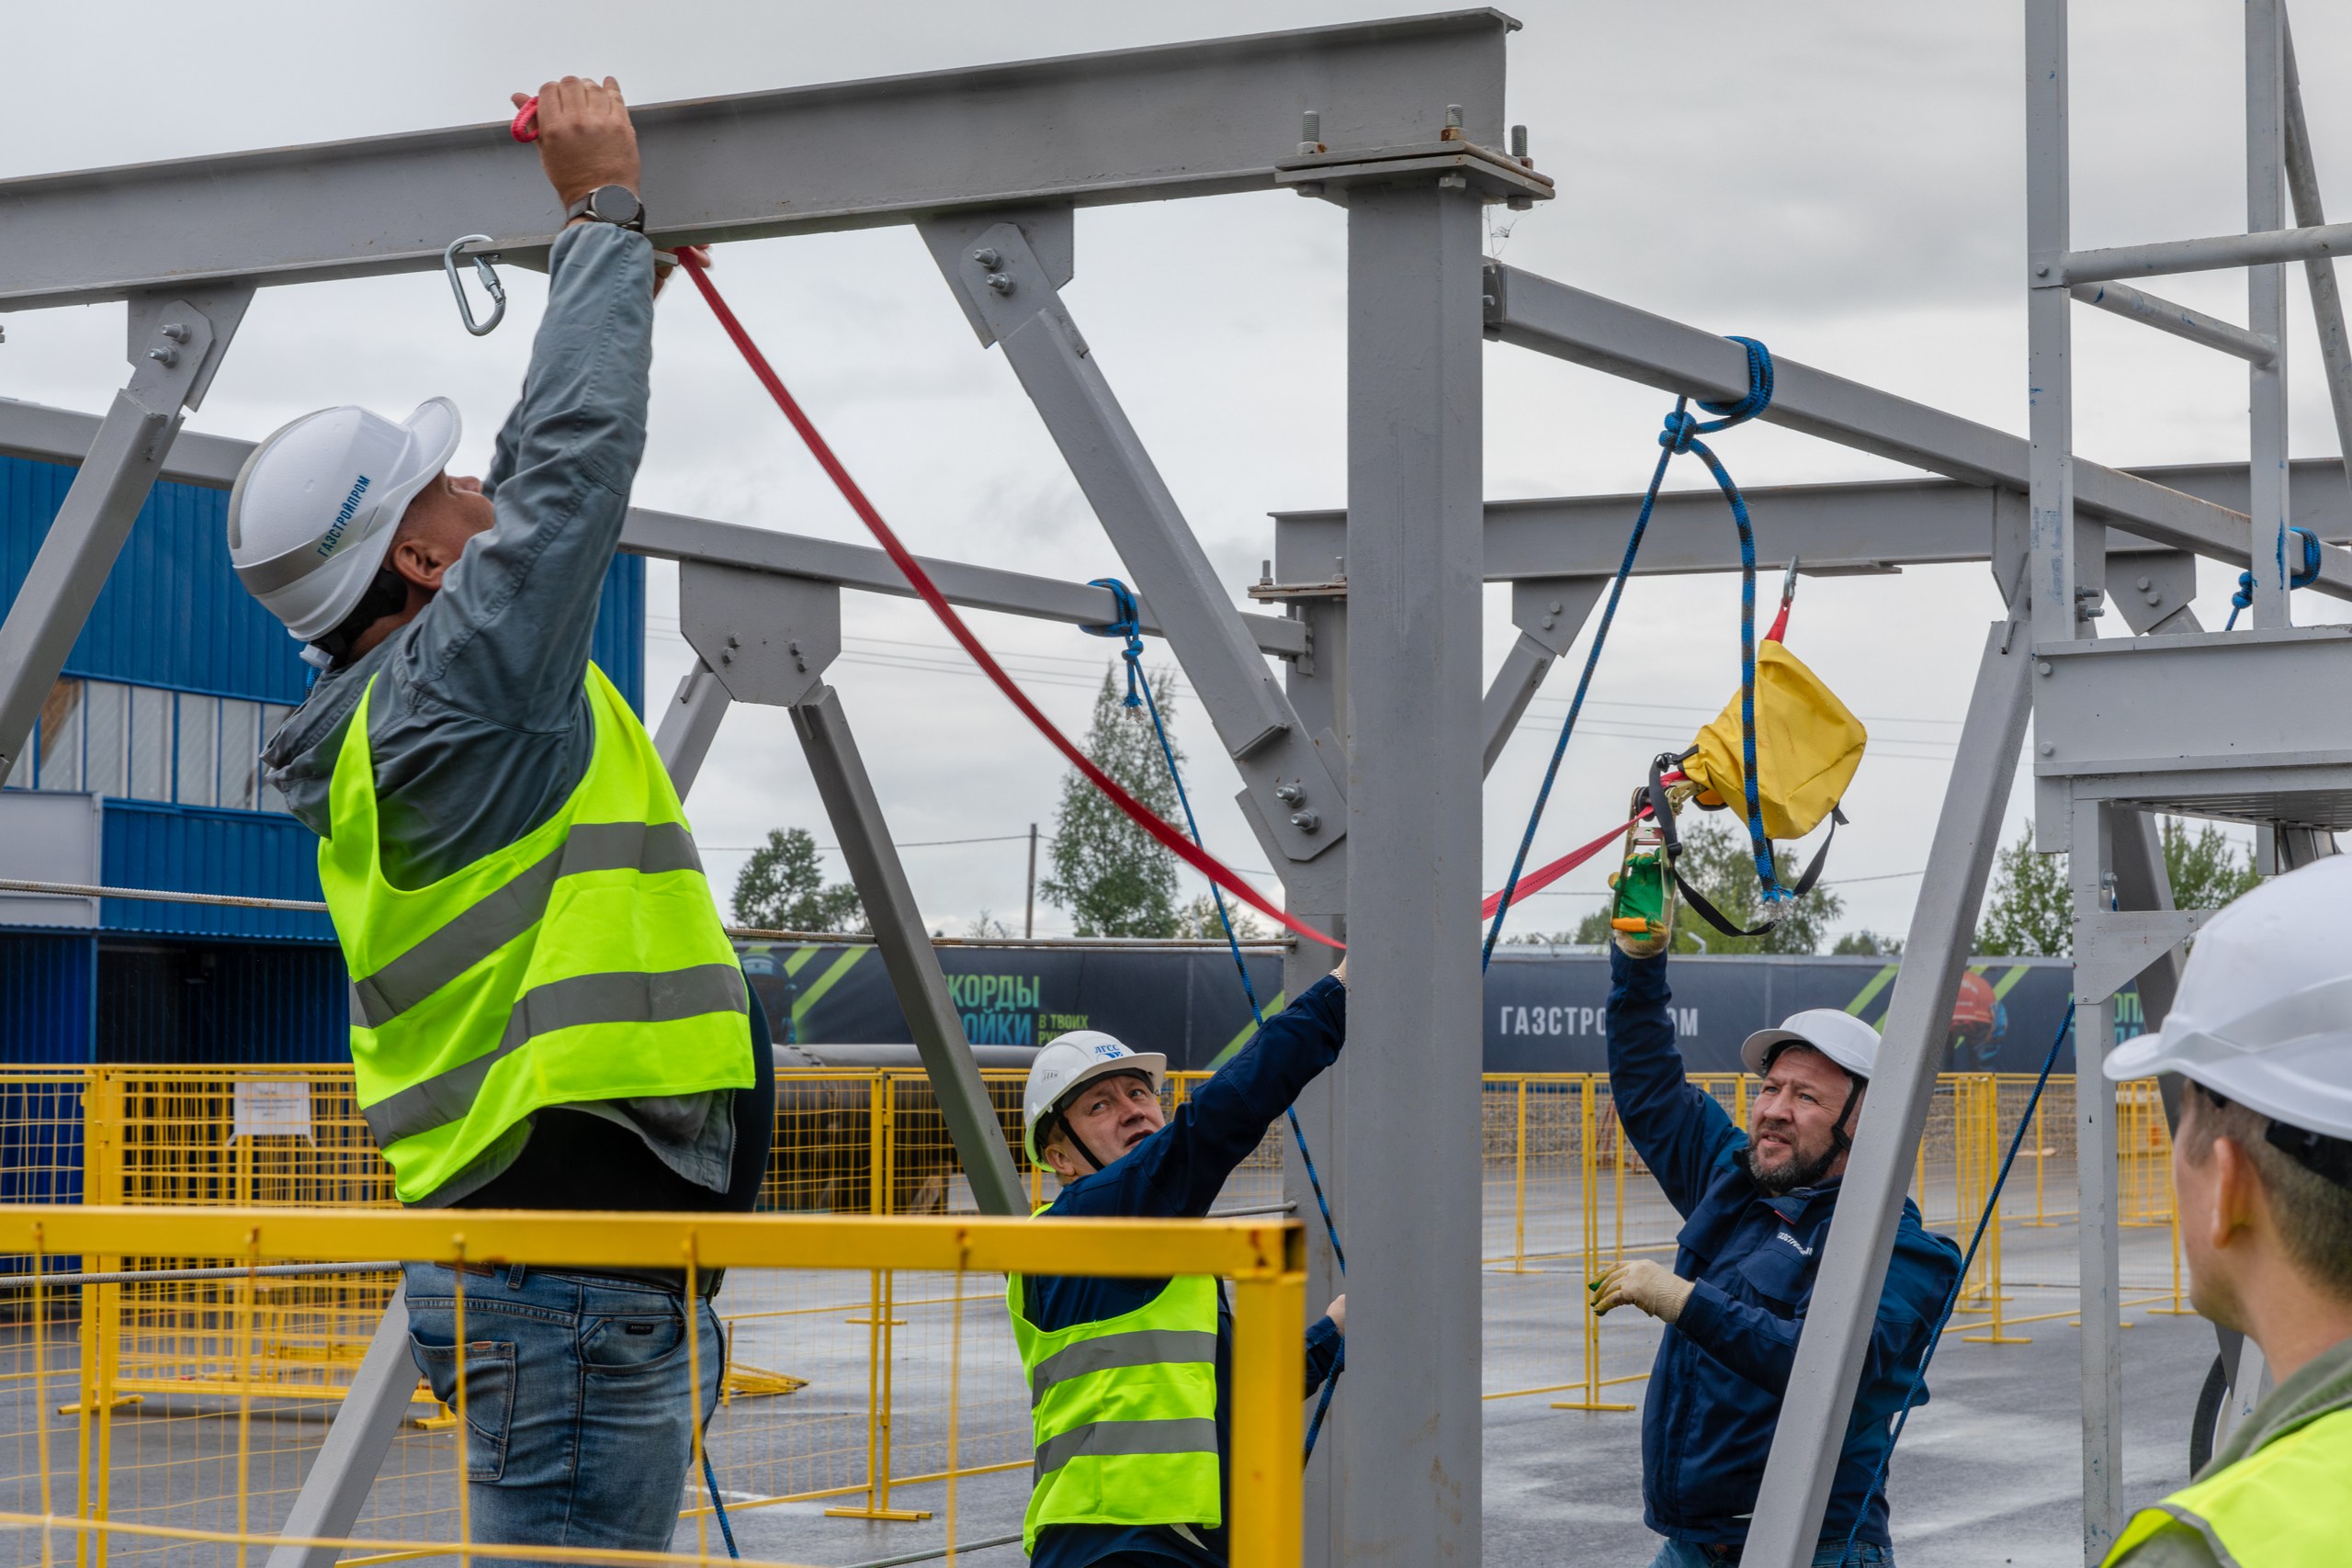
[1836,999,2076,1567]
[1481,337,1779,967]
[2223,525,2321,628]
[1083,577,1349,1461]
[703,1448,741,1559]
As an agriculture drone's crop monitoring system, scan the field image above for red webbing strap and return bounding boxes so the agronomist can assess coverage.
[1480,807,1651,920]
[674,253,1343,950]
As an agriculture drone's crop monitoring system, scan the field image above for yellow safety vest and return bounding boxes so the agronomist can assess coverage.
[2104,1405,2352,1567]
[1006,1265,1222,1553]
[319,664,752,1202]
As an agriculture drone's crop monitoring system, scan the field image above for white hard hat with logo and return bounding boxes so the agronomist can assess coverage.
[2105,854,2352,1144]
[1021,1030,1167,1168]
[1741,1008,1881,1080]
[225,399,462,646]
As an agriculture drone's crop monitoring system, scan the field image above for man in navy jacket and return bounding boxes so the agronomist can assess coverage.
[1593,933,1959,1567]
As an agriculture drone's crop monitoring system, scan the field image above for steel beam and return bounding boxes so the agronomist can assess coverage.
[651,660,731,799]
[0,288,249,781]
[2061,220,2352,286]
[791,683,1024,1217]
[1339,174,1486,1568]
[0,12,1513,311]
[1481,265,2352,598]
[920,209,1343,867]
[0,393,1306,658]
[1479,577,1604,773]
[1741,615,2034,1566]
[2283,16,2352,520]
[1278,461,2352,603]
[2248,0,2293,629]
[262,1288,415,1568]
[2068,279,2276,364]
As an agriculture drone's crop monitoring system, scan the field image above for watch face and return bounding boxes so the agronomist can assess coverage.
[591,186,644,228]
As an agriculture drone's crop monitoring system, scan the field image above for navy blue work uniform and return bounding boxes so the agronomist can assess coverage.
[1022,976,1348,1568]
[1608,949,1959,1554]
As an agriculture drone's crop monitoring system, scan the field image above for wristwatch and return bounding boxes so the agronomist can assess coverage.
[565,185,646,232]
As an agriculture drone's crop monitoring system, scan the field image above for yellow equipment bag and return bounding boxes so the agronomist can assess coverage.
[1680,639,1866,841]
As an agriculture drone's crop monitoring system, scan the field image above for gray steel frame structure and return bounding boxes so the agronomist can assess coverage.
[0,8,2339,1567]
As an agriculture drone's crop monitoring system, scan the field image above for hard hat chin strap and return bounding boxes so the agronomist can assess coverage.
[1056,1111,1105,1174]
[1830,1074,1865,1155]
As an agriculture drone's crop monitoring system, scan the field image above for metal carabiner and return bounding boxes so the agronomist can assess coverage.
[443,234,508,337]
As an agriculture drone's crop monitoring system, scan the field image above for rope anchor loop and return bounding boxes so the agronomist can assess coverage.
[1081,577,1148,707]
[443,235,508,337]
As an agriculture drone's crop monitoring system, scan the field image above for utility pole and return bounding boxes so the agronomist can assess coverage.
[1024,822,1038,938]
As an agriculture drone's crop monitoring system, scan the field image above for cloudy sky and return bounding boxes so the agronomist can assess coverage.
[6,2,2347,941]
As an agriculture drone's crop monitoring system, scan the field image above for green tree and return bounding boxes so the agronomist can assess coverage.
[2162,818,2262,909]
[1974,819,2071,956]
[1973,816,2260,958]
[1040,667,1184,937]
[1832,930,1905,955]
[1180,893,1267,942]
[1663,818,1844,954]
[731,827,865,932]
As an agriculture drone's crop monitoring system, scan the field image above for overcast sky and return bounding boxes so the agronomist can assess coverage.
[6,2,2348,942]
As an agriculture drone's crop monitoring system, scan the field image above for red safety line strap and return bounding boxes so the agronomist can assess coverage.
[674,254,1344,951]
[511,96,540,142]
[1481,806,1653,920]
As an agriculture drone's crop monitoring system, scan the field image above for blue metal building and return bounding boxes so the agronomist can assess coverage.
[0,454,645,1065]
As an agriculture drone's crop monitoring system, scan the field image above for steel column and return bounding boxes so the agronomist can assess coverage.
[920,211,1343,872]
[2281,17,2352,513]
[791,683,1024,1217]
[1741,615,2035,1566]
[1339,175,1486,1568]
[2248,0,2293,629]
[1280,596,1348,1568]
[0,288,249,779]
[2026,0,2080,654]
[2071,799,2124,1563]
[261,1288,414,1568]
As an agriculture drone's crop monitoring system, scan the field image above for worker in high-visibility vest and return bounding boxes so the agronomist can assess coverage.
[1010,960,1348,1568]
[2101,853,2352,1568]
[229,77,768,1558]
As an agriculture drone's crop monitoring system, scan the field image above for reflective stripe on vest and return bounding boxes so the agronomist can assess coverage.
[2104,1405,2352,1567]
[318,664,753,1202]
[1006,1269,1220,1553]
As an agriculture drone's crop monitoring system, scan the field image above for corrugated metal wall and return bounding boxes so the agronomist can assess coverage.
[0,931,96,1064]
[94,940,349,1064]
[0,454,646,712]
[99,801,334,941]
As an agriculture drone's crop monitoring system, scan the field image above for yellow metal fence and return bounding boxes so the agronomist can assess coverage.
[0,1063,2183,1562]
[0,1206,1306,1568]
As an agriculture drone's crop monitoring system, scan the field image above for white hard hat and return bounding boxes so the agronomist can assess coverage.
[1742,1008,1880,1081]
[2105,854,2352,1142]
[225,399,461,644]
[1021,1031,1167,1168]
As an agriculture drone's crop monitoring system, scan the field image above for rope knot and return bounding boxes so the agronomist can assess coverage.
[1081,577,1148,706]
[1658,408,1702,453]
[1696,335,1775,428]
[2225,525,2323,628]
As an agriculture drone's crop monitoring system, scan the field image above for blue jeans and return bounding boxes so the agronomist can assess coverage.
[1645,1541,1893,1568]
[403,1262,725,1564]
